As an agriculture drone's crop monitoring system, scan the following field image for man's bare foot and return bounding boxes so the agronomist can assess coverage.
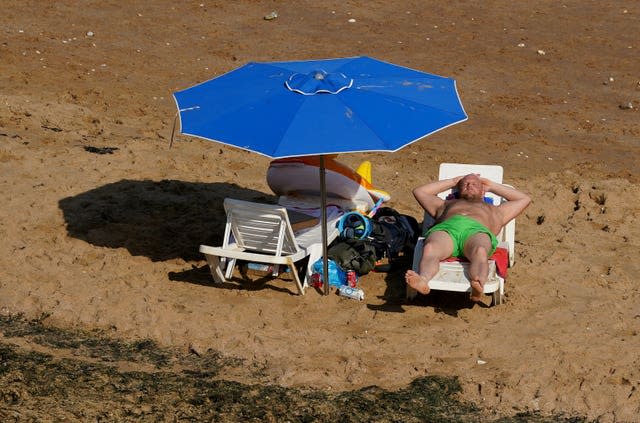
[470,280,484,302]
[405,270,430,295]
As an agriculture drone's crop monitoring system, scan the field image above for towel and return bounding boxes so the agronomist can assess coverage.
[442,247,509,278]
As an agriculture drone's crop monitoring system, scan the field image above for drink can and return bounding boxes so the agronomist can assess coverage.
[310,273,323,288]
[346,270,357,288]
[338,286,364,301]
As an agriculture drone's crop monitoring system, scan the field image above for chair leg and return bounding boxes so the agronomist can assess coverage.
[407,237,424,300]
[492,277,505,306]
[224,258,236,279]
[205,255,227,283]
[287,258,305,295]
[406,286,418,300]
[271,264,281,277]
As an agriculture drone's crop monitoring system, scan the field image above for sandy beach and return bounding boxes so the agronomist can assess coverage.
[1,1,639,421]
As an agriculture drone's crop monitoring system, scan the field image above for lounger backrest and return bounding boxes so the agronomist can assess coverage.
[223,198,299,256]
[438,163,504,204]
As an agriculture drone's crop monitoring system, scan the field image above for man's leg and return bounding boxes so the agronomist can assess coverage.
[405,231,454,295]
[462,233,493,302]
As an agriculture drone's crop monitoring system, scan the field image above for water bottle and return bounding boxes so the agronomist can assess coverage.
[338,286,364,301]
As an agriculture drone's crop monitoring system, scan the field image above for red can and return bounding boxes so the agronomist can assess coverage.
[347,270,357,288]
[311,273,323,288]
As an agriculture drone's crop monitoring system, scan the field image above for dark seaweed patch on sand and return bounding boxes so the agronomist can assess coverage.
[0,315,587,422]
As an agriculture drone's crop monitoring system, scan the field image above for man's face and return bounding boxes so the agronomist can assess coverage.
[458,175,484,201]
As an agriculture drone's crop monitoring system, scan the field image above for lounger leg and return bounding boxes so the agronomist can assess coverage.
[304,245,322,288]
[287,258,305,295]
[407,238,424,300]
[271,264,281,277]
[492,277,504,306]
[205,255,227,284]
[406,286,418,300]
[224,258,236,279]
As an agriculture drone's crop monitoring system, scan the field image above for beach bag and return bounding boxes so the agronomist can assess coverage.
[327,238,377,275]
[311,258,347,287]
[370,207,420,259]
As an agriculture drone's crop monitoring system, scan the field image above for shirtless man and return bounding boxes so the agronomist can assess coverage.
[405,174,531,302]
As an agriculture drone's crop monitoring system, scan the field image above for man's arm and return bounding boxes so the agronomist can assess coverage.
[482,178,531,225]
[413,176,463,217]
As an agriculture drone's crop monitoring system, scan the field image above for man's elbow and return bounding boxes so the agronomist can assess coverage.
[518,194,532,212]
[412,186,426,201]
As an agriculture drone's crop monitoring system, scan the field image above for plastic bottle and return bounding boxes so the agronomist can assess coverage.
[338,286,364,301]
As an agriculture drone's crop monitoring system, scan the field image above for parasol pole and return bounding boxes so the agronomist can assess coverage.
[319,155,330,296]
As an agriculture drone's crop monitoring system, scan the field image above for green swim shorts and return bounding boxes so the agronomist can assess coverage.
[426,215,498,258]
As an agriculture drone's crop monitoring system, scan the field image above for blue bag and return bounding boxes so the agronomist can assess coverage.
[312,258,347,287]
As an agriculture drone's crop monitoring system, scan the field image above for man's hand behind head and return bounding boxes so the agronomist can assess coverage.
[479,177,494,192]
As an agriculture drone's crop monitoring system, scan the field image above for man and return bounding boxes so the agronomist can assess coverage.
[405,173,531,302]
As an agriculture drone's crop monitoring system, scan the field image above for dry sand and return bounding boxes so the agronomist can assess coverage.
[1,1,639,421]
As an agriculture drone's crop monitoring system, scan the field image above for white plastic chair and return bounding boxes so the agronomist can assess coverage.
[407,163,516,305]
[199,198,340,295]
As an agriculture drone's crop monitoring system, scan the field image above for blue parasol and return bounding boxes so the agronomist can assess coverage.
[173,56,467,294]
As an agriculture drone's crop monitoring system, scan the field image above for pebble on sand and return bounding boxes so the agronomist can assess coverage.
[264,11,278,20]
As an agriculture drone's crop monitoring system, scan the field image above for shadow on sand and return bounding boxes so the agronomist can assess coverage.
[366,255,488,316]
[58,179,275,262]
[167,262,305,296]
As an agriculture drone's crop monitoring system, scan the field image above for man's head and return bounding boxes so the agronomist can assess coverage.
[456,174,485,201]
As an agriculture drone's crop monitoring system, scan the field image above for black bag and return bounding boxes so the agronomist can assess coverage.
[370,207,420,259]
[327,238,377,275]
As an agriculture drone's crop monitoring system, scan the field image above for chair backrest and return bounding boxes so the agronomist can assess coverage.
[223,198,299,256]
[438,163,504,205]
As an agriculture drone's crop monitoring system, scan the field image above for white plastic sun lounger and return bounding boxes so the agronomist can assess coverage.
[407,163,516,306]
[199,198,340,295]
